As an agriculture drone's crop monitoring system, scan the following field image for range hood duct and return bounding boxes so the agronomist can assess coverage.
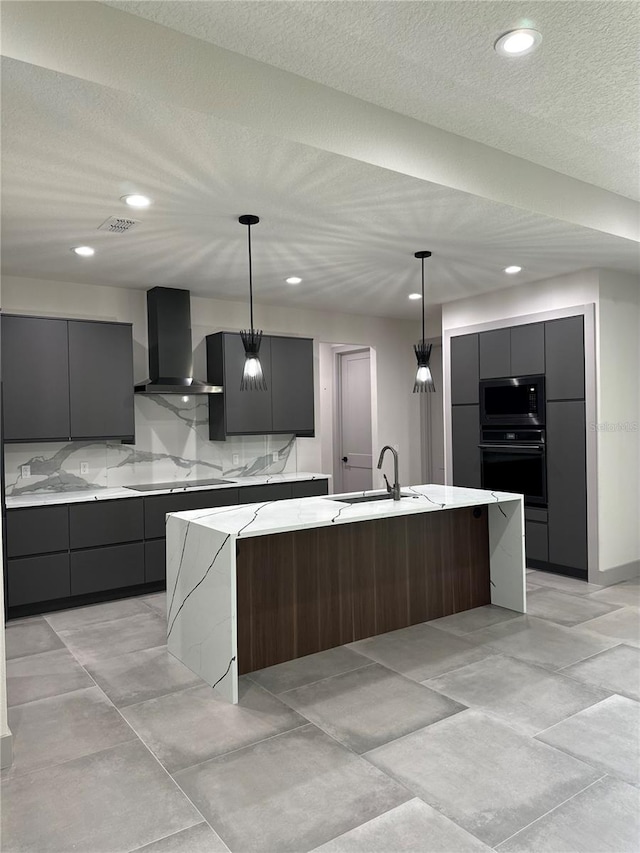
[135,286,222,394]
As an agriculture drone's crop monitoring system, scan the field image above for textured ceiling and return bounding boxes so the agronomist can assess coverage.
[105,0,640,200]
[2,58,637,321]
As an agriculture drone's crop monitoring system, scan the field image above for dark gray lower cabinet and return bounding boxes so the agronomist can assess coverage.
[6,480,330,613]
[238,483,293,503]
[7,554,71,606]
[525,521,549,562]
[143,488,240,540]
[291,479,328,499]
[145,539,166,583]
[69,498,143,549]
[71,543,145,595]
[547,400,587,571]
[6,505,69,558]
[452,405,481,488]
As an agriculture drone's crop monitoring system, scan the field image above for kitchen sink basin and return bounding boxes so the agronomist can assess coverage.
[330,492,418,505]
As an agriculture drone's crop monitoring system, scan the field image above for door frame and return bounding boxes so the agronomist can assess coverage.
[333,346,375,494]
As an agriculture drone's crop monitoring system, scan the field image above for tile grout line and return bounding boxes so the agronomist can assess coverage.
[531,694,619,738]
[246,659,377,698]
[43,622,231,852]
[491,774,608,849]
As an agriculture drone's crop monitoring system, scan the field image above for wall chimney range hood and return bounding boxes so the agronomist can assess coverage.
[135,286,222,394]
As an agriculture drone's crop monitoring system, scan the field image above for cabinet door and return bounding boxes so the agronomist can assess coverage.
[511,323,545,376]
[221,333,273,435]
[451,405,481,488]
[479,329,511,379]
[70,543,145,595]
[271,337,315,435]
[68,321,134,439]
[7,553,71,606]
[545,316,585,400]
[143,488,240,539]
[291,479,329,498]
[450,334,479,405]
[6,506,69,558]
[69,498,143,549]
[547,401,587,570]
[1,316,70,441]
[145,539,166,583]
[525,521,549,562]
[238,483,293,503]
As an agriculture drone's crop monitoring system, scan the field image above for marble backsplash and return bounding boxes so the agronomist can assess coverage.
[4,396,297,496]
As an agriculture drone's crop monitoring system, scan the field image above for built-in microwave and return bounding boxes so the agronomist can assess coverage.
[480,375,545,427]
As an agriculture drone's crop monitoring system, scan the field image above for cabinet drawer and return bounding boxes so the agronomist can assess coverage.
[525,521,549,563]
[525,507,548,524]
[70,543,145,595]
[69,499,143,549]
[291,480,329,498]
[238,483,293,503]
[8,553,71,607]
[144,488,240,539]
[145,539,166,583]
[6,506,69,558]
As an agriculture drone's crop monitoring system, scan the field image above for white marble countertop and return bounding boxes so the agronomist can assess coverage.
[171,483,522,539]
[4,471,331,508]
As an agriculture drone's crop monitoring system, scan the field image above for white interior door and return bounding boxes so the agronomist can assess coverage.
[338,350,373,492]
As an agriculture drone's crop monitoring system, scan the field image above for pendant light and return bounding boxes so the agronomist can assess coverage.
[413,250,435,393]
[238,214,267,391]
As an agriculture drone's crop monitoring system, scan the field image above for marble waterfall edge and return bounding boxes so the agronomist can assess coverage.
[4,395,297,496]
[166,514,238,703]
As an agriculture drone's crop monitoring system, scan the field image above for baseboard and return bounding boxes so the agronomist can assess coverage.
[593,558,640,587]
[1,729,13,770]
[528,559,588,581]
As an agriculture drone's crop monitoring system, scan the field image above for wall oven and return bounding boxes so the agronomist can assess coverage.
[479,428,547,507]
[480,375,545,427]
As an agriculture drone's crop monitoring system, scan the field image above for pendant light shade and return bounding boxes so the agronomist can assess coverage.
[413,251,435,393]
[238,214,267,391]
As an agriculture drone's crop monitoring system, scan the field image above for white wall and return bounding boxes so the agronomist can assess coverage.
[1,275,431,487]
[596,270,640,576]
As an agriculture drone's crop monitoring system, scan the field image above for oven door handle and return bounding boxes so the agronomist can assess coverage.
[478,444,545,453]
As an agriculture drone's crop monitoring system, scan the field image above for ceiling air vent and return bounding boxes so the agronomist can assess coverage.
[98,216,140,233]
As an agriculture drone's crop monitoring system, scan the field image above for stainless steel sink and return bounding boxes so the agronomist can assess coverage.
[330,493,418,505]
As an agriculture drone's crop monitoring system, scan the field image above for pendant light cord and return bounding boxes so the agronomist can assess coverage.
[247,222,254,332]
[421,256,425,347]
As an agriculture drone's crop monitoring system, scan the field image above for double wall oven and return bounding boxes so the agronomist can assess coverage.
[479,376,547,507]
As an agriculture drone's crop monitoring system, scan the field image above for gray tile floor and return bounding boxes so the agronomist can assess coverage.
[2,577,639,852]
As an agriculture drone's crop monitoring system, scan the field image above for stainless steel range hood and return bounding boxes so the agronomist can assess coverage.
[135,287,222,394]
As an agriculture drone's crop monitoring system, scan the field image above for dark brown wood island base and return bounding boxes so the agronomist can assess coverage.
[236,506,490,674]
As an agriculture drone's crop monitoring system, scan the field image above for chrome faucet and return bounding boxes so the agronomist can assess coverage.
[377,445,401,500]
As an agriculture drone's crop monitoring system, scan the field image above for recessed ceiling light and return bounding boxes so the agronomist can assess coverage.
[504,265,522,274]
[286,276,302,285]
[71,246,95,257]
[494,29,542,57]
[408,293,422,300]
[122,194,152,208]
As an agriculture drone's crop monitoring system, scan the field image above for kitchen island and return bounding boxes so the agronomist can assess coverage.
[166,484,525,703]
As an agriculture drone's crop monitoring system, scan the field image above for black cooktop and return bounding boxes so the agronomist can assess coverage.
[124,478,233,492]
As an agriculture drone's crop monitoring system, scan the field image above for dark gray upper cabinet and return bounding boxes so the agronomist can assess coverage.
[271,336,315,435]
[68,320,134,440]
[451,405,481,488]
[1,314,135,442]
[547,400,587,571]
[208,332,273,439]
[207,332,314,439]
[510,323,545,376]
[545,316,585,400]
[479,329,511,379]
[1,315,71,441]
[450,334,479,405]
